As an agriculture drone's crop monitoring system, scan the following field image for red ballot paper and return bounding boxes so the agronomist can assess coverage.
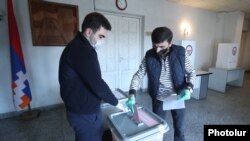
[133,106,159,127]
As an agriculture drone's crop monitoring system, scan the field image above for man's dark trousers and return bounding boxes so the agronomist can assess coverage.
[67,110,103,141]
[152,99,186,141]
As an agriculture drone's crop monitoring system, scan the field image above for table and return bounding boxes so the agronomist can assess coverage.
[208,67,245,93]
[192,70,212,100]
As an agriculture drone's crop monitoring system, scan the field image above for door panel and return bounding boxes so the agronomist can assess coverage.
[98,13,141,91]
[118,17,140,91]
[97,14,118,91]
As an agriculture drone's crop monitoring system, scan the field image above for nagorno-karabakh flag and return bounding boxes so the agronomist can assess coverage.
[8,0,32,111]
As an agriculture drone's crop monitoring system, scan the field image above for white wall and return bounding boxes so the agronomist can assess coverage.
[213,11,245,67]
[95,0,217,69]
[240,20,250,71]
[242,32,250,70]
[0,0,93,114]
[227,12,244,44]
[0,0,12,114]
[0,0,244,114]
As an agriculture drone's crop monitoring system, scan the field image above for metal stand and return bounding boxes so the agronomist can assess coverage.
[20,104,40,120]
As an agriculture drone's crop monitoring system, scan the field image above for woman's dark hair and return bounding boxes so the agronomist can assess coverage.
[81,12,111,33]
[151,27,173,44]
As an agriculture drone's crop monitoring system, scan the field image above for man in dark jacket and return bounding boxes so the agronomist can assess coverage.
[59,12,118,141]
[129,27,196,141]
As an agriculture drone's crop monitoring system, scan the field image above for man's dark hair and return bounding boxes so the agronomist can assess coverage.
[81,12,111,33]
[151,27,173,44]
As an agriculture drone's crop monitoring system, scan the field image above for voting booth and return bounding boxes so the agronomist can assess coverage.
[208,43,244,93]
[181,40,196,66]
[216,43,239,69]
[181,40,212,99]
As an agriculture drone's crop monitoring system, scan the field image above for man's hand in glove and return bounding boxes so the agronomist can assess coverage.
[177,89,191,100]
[126,94,136,113]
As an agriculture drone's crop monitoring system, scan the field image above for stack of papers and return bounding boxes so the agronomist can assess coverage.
[159,94,185,110]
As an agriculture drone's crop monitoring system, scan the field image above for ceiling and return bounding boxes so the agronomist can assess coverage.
[167,0,250,19]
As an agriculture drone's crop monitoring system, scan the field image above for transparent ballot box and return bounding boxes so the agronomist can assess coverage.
[108,107,169,141]
[102,89,128,130]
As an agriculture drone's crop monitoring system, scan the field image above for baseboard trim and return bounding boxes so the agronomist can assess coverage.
[0,103,64,120]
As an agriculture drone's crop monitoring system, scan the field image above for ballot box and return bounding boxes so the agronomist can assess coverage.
[102,89,128,130]
[108,107,169,141]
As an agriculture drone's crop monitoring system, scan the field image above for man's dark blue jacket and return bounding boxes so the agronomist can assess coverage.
[59,31,118,114]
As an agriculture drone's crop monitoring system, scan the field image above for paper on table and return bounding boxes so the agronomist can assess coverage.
[160,94,185,110]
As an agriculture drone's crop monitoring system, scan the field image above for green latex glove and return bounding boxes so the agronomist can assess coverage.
[126,95,136,113]
[177,89,191,100]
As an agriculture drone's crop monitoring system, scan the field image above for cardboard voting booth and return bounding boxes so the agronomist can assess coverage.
[181,40,196,66]
[216,43,239,69]
[108,107,169,141]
